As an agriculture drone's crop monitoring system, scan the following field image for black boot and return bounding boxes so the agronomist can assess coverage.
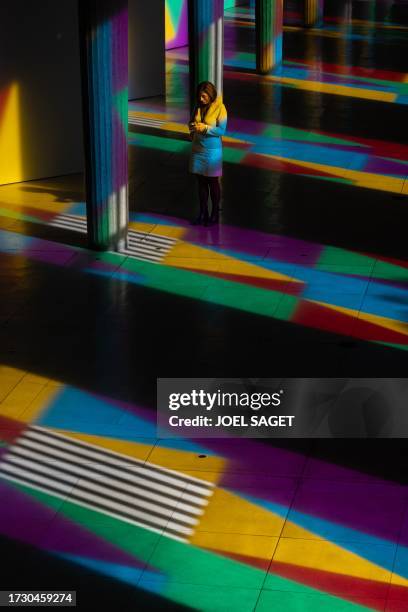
[191,205,209,226]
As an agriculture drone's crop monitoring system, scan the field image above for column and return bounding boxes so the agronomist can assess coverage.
[303,0,324,28]
[78,0,128,251]
[255,0,283,74]
[187,0,224,110]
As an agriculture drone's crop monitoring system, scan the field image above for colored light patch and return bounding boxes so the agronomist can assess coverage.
[0,415,29,445]
[225,68,401,104]
[361,284,408,322]
[190,531,277,569]
[35,387,157,439]
[142,581,261,612]
[282,508,404,576]
[223,147,247,163]
[345,168,405,193]
[312,302,408,348]
[0,479,154,572]
[165,0,188,49]
[17,385,62,424]
[193,488,288,537]
[371,259,408,282]
[165,241,295,283]
[8,482,163,562]
[65,202,86,216]
[129,133,190,154]
[57,553,144,587]
[251,139,365,170]
[269,560,392,606]
[270,536,402,589]
[356,310,408,342]
[0,366,26,402]
[257,586,384,611]
[0,83,22,184]
[188,269,303,295]
[262,124,362,148]
[316,247,377,272]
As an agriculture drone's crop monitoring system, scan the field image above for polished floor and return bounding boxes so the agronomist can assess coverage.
[0,1,408,610]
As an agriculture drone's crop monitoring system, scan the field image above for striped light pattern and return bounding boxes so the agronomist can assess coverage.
[78,0,128,251]
[304,0,324,28]
[0,425,214,542]
[49,213,178,263]
[255,0,283,73]
[187,0,224,108]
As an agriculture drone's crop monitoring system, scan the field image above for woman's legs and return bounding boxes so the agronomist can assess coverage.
[192,175,221,225]
[208,177,221,223]
[193,174,210,224]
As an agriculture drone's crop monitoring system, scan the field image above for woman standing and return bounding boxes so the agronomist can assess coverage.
[189,81,227,226]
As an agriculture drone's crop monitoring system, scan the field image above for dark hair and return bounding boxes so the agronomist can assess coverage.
[196,81,217,104]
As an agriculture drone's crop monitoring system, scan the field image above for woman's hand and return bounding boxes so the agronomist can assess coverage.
[194,122,207,134]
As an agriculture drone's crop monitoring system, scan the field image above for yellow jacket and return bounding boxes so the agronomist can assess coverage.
[190,96,227,138]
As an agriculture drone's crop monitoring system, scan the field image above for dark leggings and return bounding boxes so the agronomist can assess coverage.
[196,175,221,217]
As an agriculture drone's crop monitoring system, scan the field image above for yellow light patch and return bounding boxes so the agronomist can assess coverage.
[147,445,225,484]
[129,110,168,122]
[55,430,155,463]
[0,366,26,403]
[346,169,405,194]
[164,255,222,273]
[0,185,77,213]
[265,74,397,103]
[191,530,278,562]
[165,241,296,283]
[128,220,157,234]
[150,224,186,239]
[0,83,22,185]
[161,121,189,135]
[0,380,46,420]
[197,488,287,536]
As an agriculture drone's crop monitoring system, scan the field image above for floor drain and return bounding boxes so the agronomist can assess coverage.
[198,454,207,459]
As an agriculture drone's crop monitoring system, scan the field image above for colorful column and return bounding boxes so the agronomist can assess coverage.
[255,0,283,74]
[303,0,324,28]
[187,0,224,110]
[78,0,128,251]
